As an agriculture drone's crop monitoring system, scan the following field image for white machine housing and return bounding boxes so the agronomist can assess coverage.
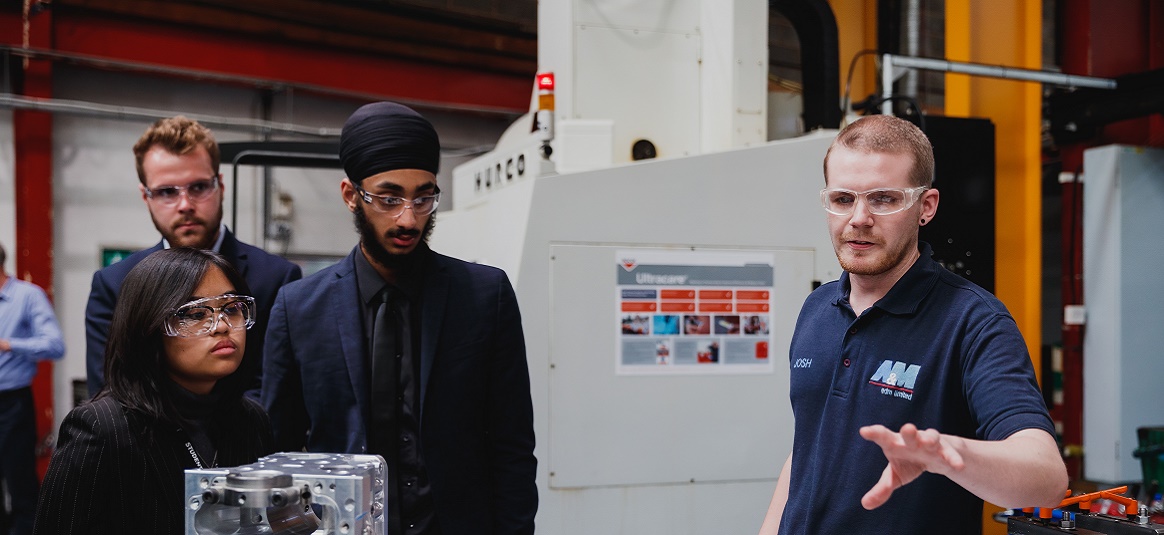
[431,1,841,533]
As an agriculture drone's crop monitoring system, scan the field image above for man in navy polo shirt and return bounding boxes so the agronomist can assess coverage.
[757,115,1067,535]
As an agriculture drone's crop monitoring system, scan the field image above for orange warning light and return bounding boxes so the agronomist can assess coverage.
[536,72,555,111]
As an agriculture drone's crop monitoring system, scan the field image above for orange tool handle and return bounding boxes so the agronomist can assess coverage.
[1057,486,1138,517]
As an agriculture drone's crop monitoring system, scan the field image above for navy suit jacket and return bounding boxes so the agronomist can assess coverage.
[262,246,537,535]
[85,229,302,397]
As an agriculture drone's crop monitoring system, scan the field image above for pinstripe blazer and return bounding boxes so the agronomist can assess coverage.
[33,395,272,535]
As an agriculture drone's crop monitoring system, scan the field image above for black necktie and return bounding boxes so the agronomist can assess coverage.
[370,287,402,535]
[370,287,401,453]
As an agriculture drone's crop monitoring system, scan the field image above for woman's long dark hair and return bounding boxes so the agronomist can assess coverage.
[99,247,251,424]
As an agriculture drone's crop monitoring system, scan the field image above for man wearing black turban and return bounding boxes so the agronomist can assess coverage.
[262,102,538,535]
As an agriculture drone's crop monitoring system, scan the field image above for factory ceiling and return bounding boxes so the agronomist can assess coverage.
[48,0,539,76]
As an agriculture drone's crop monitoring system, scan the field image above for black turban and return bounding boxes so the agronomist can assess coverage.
[339,102,441,182]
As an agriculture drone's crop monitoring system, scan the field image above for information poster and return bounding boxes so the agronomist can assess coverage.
[616,249,775,375]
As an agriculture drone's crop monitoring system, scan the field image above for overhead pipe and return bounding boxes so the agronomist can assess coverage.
[0,93,341,137]
[902,0,922,103]
[880,54,1117,114]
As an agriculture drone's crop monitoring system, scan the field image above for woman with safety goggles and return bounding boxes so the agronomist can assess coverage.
[34,247,273,535]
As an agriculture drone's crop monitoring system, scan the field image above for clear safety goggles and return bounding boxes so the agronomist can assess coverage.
[352,183,441,218]
[820,186,928,216]
[163,294,256,338]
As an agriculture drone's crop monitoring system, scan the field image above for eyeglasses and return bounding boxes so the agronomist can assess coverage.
[820,186,928,216]
[163,294,255,338]
[352,183,440,218]
[144,178,219,205]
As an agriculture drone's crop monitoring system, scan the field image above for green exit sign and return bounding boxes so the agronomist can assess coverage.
[101,248,138,268]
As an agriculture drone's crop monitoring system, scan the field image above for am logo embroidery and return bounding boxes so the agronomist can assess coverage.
[868,360,921,401]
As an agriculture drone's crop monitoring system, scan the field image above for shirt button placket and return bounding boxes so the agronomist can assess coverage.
[833,321,860,395]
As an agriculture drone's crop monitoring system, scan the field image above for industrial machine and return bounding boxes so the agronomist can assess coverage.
[184,452,386,535]
[429,2,835,532]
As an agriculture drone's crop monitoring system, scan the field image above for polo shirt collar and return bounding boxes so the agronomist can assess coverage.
[832,241,940,316]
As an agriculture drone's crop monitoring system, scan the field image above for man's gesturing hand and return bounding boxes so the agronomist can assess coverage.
[858,423,966,510]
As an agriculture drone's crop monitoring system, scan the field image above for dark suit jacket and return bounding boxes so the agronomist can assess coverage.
[262,247,537,535]
[85,229,302,397]
[33,395,272,535]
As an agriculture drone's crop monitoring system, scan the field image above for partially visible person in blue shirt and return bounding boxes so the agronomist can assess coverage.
[0,241,65,535]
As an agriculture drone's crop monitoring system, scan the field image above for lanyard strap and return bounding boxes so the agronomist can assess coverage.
[184,440,206,469]
[178,427,215,469]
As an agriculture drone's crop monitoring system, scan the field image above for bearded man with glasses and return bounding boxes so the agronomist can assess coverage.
[262,102,536,535]
[757,115,1067,535]
[84,116,302,399]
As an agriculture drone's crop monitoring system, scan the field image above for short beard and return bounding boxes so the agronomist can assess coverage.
[836,236,915,276]
[353,203,436,272]
[152,202,223,250]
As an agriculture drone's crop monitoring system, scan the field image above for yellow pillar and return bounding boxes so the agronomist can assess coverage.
[829,0,879,119]
[946,2,1043,533]
[967,0,1043,372]
[945,0,972,117]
